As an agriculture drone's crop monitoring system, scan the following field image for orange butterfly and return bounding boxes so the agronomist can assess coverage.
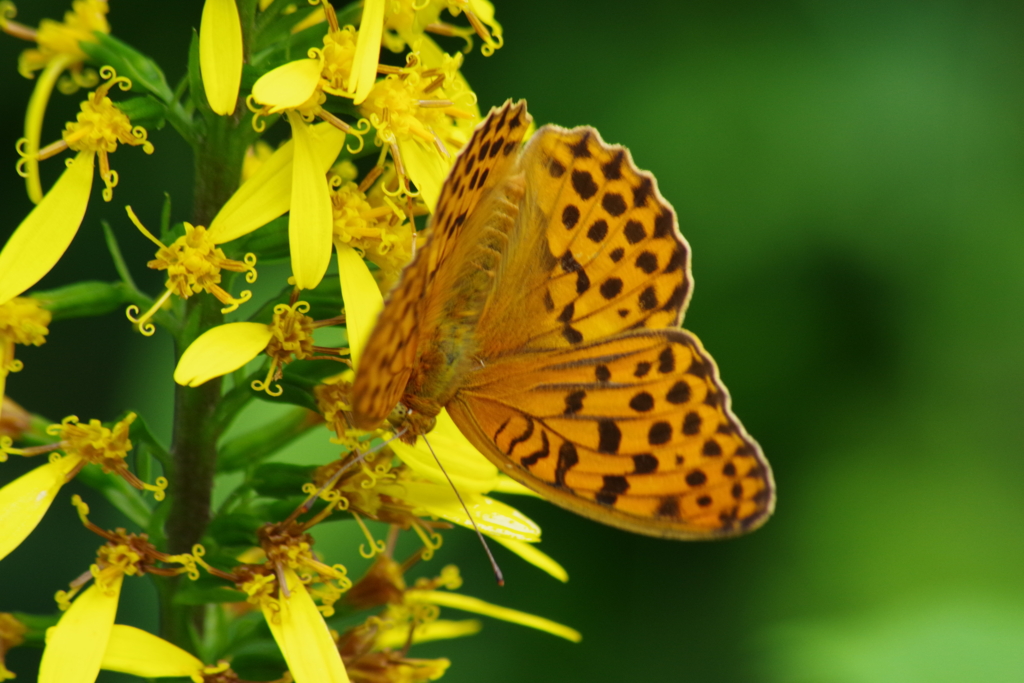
[352,101,775,539]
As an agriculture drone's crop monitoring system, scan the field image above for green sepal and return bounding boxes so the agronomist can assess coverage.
[8,613,60,647]
[173,575,248,605]
[250,462,318,498]
[187,29,211,117]
[115,95,167,130]
[207,512,263,546]
[252,1,323,57]
[81,32,174,103]
[235,215,288,262]
[229,644,288,682]
[30,281,133,321]
[218,407,319,473]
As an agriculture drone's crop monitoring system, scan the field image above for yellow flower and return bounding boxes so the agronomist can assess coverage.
[0,0,111,203]
[199,0,243,116]
[384,0,502,57]
[122,207,257,337]
[331,172,414,290]
[405,590,580,642]
[38,576,123,683]
[101,625,237,681]
[0,413,165,561]
[359,38,478,211]
[38,496,196,683]
[0,296,50,423]
[0,68,154,323]
[211,121,348,243]
[261,568,351,683]
[174,300,349,394]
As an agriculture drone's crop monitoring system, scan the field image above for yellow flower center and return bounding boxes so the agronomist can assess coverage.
[321,27,357,93]
[55,413,134,469]
[33,0,110,66]
[266,301,316,365]
[0,297,51,353]
[125,207,257,336]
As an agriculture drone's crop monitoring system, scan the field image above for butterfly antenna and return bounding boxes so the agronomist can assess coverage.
[421,432,505,586]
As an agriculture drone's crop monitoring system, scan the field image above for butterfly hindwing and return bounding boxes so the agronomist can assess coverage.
[448,329,775,538]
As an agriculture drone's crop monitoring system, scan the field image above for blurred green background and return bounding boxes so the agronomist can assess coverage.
[3,1,1024,681]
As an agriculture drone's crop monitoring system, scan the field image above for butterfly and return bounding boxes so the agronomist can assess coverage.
[351,101,775,539]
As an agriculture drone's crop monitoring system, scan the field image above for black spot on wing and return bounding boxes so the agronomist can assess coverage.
[572,170,598,200]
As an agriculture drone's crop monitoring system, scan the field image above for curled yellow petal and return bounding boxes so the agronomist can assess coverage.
[0,151,94,305]
[39,576,123,683]
[394,481,541,542]
[0,454,83,561]
[399,137,446,213]
[23,54,77,204]
[101,624,204,678]
[335,243,382,370]
[209,122,346,243]
[374,619,481,650]
[288,112,334,290]
[405,590,581,642]
[492,537,568,583]
[200,0,244,116]
[262,569,350,683]
[252,58,322,113]
[391,409,498,492]
[173,322,273,387]
[349,0,385,105]
[488,474,540,497]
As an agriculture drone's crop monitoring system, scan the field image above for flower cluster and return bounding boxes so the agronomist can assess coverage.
[0,2,577,682]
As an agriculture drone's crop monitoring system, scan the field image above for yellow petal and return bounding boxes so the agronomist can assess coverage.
[399,137,447,213]
[335,243,382,370]
[39,576,123,683]
[405,590,581,642]
[492,537,568,583]
[288,112,334,290]
[252,58,322,113]
[173,322,273,387]
[391,409,498,492]
[262,569,350,683]
[374,619,481,650]
[349,0,385,105]
[24,54,77,204]
[0,454,82,561]
[101,624,204,678]
[0,151,94,305]
[394,481,541,542]
[200,0,244,116]
[209,122,346,243]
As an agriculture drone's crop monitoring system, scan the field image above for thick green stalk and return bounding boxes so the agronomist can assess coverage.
[160,92,249,655]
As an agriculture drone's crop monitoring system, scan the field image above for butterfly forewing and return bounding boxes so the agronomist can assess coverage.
[352,101,532,428]
[448,329,774,538]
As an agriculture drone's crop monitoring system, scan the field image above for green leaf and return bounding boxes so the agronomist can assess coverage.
[208,512,263,546]
[81,33,174,103]
[174,575,248,605]
[30,281,133,320]
[218,407,319,473]
[250,463,318,498]
[187,29,211,116]
[9,613,60,647]
[114,95,167,130]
